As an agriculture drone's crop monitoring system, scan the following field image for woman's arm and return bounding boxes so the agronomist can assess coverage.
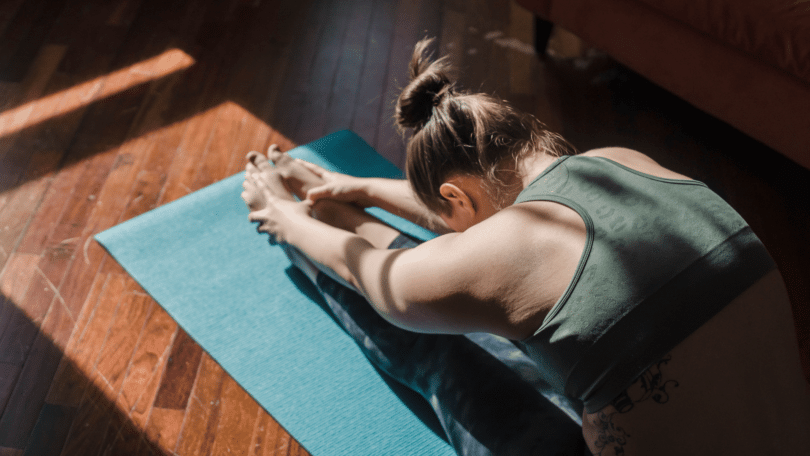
[251,193,530,336]
[276,205,463,332]
[298,161,453,234]
[361,178,453,234]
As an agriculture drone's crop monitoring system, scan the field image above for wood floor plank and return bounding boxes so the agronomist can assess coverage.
[0,0,50,81]
[153,329,203,410]
[349,0,397,151]
[95,403,130,456]
[45,272,109,408]
[0,269,58,368]
[323,0,373,137]
[1,0,66,84]
[375,0,429,167]
[37,96,149,293]
[248,410,309,456]
[105,0,198,73]
[106,0,145,28]
[58,382,114,456]
[0,43,67,188]
[156,108,220,205]
[0,363,21,419]
[116,166,165,226]
[93,292,153,398]
[230,1,293,127]
[247,408,267,456]
[128,338,173,431]
[52,125,169,318]
[0,254,40,369]
[94,127,192,272]
[190,102,247,191]
[99,418,148,456]
[225,113,272,178]
[115,303,176,416]
[78,49,208,230]
[293,0,352,143]
[21,402,76,456]
[0,253,38,315]
[56,22,129,88]
[270,0,329,140]
[0,284,75,449]
[173,353,226,455]
[13,160,83,258]
[0,0,26,41]
[142,407,184,453]
[63,273,127,378]
[0,180,51,272]
[208,377,260,456]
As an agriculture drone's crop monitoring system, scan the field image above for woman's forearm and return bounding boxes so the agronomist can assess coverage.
[363,178,452,234]
[285,215,362,289]
[283,213,408,326]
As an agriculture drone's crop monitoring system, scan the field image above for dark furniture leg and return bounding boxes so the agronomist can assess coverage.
[534,16,554,57]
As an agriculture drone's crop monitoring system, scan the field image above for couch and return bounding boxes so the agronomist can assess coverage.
[516,0,810,171]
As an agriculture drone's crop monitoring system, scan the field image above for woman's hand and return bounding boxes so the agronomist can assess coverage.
[298,160,373,208]
[248,198,313,244]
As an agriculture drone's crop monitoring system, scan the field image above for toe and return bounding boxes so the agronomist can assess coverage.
[245,161,261,178]
[267,144,282,160]
[248,150,274,172]
[267,144,293,168]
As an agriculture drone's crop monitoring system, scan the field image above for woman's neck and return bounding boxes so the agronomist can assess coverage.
[517,152,560,189]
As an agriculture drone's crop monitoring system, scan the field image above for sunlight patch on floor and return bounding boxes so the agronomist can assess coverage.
[0,49,196,140]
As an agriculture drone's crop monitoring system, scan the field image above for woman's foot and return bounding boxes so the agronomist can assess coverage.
[246,144,325,200]
[242,147,298,211]
[242,144,401,249]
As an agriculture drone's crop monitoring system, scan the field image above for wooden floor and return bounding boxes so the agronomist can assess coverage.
[0,0,808,455]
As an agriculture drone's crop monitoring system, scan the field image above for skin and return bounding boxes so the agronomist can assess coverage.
[243,145,810,455]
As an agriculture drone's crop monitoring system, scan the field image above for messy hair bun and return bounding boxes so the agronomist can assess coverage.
[396,38,578,215]
[395,38,453,131]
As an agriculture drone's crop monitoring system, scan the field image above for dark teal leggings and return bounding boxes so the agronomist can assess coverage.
[281,235,586,456]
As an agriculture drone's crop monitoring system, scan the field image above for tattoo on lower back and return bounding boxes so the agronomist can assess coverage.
[589,354,679,456]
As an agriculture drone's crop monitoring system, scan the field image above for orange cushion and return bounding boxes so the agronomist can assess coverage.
[635,0,810,84]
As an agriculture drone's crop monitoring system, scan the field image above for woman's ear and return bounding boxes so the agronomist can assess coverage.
[439,181,476,230]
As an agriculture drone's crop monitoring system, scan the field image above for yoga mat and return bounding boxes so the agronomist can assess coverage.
[96,130,451,455]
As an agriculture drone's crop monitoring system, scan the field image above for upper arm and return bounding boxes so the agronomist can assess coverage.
[350,209,540,336]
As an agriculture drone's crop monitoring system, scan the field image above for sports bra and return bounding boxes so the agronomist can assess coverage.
[513,155,775,413]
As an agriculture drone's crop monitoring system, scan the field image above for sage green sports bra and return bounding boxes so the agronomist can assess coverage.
[513,155,775,413]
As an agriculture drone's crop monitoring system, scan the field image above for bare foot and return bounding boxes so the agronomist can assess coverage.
[263,145,326,198]
[242,147,298,211]
[243,145,401,249]
[243,144,327,214]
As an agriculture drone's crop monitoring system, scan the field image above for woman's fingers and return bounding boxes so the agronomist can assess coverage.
[248,208,266,223]
[295,159,328,178]
[305,185,331,202]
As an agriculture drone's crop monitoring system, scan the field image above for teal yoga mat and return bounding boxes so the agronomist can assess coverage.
[95,130,450,455]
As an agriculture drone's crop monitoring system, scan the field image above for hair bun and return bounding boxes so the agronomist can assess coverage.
[395,38,454,131]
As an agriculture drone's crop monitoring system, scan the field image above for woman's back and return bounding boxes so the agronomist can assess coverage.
[519,147,810,454]
[580,268,810,455]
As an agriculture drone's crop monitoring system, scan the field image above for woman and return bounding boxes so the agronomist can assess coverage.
[242,39,810,455]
